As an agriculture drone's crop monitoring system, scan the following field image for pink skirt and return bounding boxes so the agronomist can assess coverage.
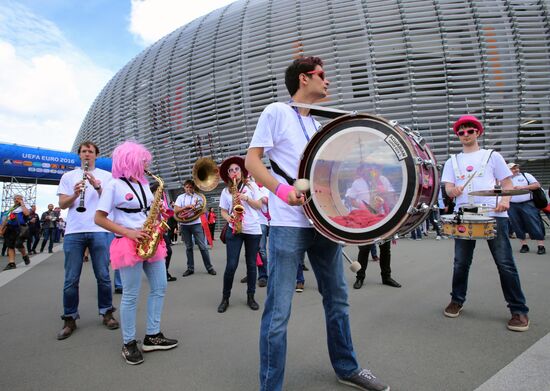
[110,236,167,270]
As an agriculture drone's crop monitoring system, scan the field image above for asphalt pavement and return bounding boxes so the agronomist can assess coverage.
[0,233,549,391]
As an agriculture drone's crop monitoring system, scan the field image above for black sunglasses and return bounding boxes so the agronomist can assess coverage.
[457,128,477,136]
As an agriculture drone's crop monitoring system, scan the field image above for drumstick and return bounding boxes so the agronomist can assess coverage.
[462,171,477,189]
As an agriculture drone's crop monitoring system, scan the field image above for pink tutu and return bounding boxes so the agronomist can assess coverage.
[110,236,167,270]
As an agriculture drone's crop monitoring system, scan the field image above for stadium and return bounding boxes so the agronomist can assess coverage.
[73,0,550,198]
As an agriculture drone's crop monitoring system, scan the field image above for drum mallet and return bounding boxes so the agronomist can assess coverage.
[294,178,312,203]
[342,251,362,273]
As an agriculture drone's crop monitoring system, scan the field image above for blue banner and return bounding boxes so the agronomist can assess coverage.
[0,143,112,185]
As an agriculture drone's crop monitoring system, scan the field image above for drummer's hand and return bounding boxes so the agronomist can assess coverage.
[287,191,305,206]
[494,200,510,213]
[451,185,464,197]
[276,183,304,206]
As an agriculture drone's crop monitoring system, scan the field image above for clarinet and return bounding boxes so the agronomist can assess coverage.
[76,160,89,212]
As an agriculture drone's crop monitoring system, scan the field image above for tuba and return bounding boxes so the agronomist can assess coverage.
[193,157,220,192]
[174,191,207,223]
[136,170,170,259]
[172,156,220,223]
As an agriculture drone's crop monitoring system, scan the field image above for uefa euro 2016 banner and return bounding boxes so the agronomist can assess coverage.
[0,143,112,185]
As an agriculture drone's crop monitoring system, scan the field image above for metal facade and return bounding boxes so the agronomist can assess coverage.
[74,0,550,195]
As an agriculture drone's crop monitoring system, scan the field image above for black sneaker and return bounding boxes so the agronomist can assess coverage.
[142,332,178,352]
[167,273,177,282]
[338,368,390,391]
[23,255,31,265]
[122,340,144,365]
[537,246,546,255]
[3,263,16,271]
[520,244,529,253]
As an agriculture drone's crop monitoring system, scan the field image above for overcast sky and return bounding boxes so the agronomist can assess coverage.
[0,0,236,214]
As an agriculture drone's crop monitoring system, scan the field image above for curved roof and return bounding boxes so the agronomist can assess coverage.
[75,0,550,191]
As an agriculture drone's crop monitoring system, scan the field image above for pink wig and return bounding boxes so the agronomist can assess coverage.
[111,141,152,184]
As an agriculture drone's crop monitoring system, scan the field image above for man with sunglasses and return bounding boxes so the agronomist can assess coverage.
[246,56,390,391]
[441,115,529,332]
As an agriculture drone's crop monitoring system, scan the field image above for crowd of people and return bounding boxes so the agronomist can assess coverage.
[1,56,550,391]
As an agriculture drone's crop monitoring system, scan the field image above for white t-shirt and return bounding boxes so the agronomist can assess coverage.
[97,178,154,230]
[174,192,203,225]
[57,167,112,234]
[441,149,512,217]
[256,185,270,226]
[249,102,320,228]
[219,181,262,234]
[510,172,537,203]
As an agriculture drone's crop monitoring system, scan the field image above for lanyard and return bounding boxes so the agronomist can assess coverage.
[289,100,318,142]
[121,178,148,214]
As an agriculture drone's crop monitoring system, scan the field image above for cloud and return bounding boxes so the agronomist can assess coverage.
[0,1,113,215]
[129,0,236,46]
[0,1,113,152]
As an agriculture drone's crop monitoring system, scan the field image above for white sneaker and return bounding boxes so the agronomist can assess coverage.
[436,236,442,240]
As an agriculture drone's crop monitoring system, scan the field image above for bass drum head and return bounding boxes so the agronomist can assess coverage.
[299,114,418,245]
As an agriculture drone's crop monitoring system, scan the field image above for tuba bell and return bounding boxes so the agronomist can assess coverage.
[193,157,220,192]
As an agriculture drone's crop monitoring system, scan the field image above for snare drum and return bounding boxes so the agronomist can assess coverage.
[298,112,439,245]
[440,214,496,240]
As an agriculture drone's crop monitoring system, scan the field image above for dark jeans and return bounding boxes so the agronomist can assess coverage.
[356,241,391,281]
[208,223,216,239]
[164,234,172,271]
[508,201,545,241]
[180,223,213,271]
[451,217,529,314]
[27,229,40,252]
[257,224,269,280]
[41,227,56,252]
[222,229,261,298]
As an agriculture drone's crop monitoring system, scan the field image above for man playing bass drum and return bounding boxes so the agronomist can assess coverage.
[246,56,390,391]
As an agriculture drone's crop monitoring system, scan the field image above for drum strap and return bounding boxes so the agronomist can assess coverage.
[451,149,494,205]
[269,159,295,185]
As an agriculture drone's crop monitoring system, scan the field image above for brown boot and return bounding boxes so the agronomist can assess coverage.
[57,317,77,340]
[102,308,120,330]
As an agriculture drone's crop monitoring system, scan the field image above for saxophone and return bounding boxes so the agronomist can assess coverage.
[230,177,245,234]
[136,170,170,260]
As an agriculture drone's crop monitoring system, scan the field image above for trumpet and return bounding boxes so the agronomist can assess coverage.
[76,160,89,212]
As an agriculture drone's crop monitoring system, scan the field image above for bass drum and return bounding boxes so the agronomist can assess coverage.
[298,113,438,245]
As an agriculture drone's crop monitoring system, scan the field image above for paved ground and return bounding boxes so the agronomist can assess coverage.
[0,233,549,391]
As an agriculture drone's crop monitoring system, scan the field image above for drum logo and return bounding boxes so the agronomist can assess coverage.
[385,135,408,160]
[457,225,467,233]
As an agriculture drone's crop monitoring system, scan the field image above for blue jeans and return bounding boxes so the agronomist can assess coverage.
[62,232,113,319]
[119,260,167,344]
[259,227,360,391]
[180,223,213,271]
[296,259,305,284]
[41,227,56,252]
[114,270,122,290]
[451,217,529,314]
[223,229,261,297]
[257,224,269,280]
[508,201,545,241]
